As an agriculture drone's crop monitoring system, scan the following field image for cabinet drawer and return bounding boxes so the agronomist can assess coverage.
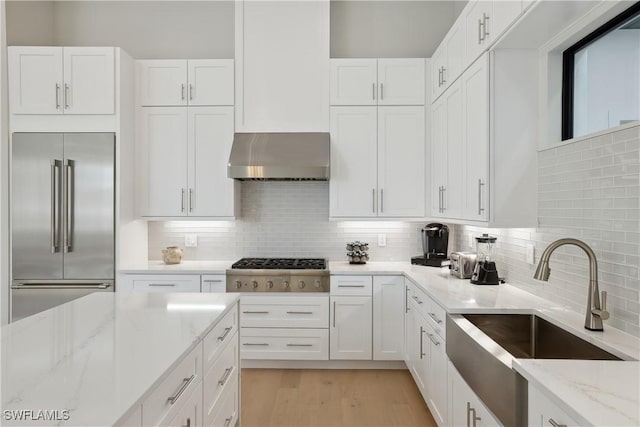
[202,275,226,293]
[164,382,201,427]
[203,331,238,416]
[240,328,329,360]
[205,373,239,427]
[142,344,201,426]
[240,295,329,328]
[330,275,373,296]
[203,304,238,371]
[129,275,201,293]
[529,385,581,427]
[426,299,446,339]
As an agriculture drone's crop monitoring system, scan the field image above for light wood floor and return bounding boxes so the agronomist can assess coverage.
[240,369,437,427]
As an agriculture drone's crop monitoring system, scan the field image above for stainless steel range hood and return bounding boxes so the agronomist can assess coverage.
[228,133,330,181]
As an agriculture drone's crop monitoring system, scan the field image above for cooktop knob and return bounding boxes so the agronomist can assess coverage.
[283,280,290,288]
[266,281,274,289]
[234,280,242,289]
[298,280,306,289]
[251,280,259,289]
[314,279,322,288]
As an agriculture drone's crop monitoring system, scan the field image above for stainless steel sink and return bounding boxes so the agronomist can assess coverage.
[463,314,621,360]
[447,314,622,427]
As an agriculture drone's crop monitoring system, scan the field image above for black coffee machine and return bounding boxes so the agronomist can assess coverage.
[411,223,449,267]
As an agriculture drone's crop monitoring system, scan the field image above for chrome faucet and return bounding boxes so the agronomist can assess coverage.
[534,238,609,331]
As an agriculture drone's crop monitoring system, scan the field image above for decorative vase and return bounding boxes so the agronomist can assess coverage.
[161,246,183,265]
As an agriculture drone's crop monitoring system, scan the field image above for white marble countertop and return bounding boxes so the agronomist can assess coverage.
[513,360,640,426]
[119,260,234,274]
[1,292,239,426]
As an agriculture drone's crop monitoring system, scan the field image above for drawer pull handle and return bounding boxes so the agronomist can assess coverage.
[243,343,269,346]
[167,374,195,405]
[548,419,567,427]
[412,295,423,304]
[149,283,176,287]
[338,284,365,288]
[242,311,269,314]
[427,332,440,346]
[287,343,313,347]
[223,417,233,427]
[428,312,442,324]
[204,279,223,283]
[286,311,313,315]
[218,367,233,386]
[218,326,233,342]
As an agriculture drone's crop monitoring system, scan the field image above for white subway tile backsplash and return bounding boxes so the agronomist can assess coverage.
[454,125,639,337]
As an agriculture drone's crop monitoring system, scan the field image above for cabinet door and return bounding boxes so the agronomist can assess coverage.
[8,47,63,115]
[330,59,378,106]
[430,96,448,217]
[187,107,236,217]
[373,276,405,361]
[329,107,378,217]
[465,0,492,65]
[138,107,188,217]
[444,80,464,219]
[187,59,234,106]
[490,1,522,44]
[412,310,429,394]
[427,329,448,426]
[377,59,425,106]
[445,19,466,88]
[139,60,188,106]
[330,296,372,360]
[404,285,414,368]
[462,54,490,221]
[63,47,115,114]
[377,106,425,217]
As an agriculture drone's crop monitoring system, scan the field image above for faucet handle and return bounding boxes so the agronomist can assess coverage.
[593,291,610,321]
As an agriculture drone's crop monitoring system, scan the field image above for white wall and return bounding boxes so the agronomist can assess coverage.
[5,1,54,46]
[330,1,458,58]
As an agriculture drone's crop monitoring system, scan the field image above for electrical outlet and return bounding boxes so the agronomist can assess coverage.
[378,234,387,247]
[185,234,198,248]
[526,244,535,265]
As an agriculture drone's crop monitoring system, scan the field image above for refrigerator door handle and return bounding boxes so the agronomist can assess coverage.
[50,160,62,253]
[12,283,112,290]
[64,159,75,253]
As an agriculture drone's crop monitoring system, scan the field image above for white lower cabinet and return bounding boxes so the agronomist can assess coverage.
[449,360,501,427]
[373,276,405,360]
[239,294,330,361]
[201,275,226,293]
[166,382,202,427]
[427,327,447,426]
[119,274,202,293]
[330,295,373,360]
[203,329,239,427]
[528,384,580,427]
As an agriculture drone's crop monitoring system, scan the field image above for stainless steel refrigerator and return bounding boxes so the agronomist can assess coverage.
[11,133,115,321]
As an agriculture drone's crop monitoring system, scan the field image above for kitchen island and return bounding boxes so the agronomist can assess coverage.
[1,292,240,426]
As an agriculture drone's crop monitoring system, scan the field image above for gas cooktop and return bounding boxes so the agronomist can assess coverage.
[230,258,327,270]
[227,258,329,292]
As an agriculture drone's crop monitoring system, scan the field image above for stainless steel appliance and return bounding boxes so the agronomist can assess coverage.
[411,223,449,267]
[228,133,330,180]
[226,258,329,292]
[470,234,500,285]
[11,133,115,321]
[449,252,477,279]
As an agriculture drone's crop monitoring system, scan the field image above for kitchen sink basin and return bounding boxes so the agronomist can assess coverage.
[462,314,621,360]
[447,313,623,427]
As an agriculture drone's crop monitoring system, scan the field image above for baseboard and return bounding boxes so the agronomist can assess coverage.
[240,359,408,370]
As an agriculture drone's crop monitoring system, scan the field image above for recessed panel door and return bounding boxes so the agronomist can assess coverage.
[139,60,188,106]
[63,47,115,114]
[187,60,234,106]
[8,47,63,115]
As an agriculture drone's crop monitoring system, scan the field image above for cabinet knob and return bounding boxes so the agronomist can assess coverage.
[234,280,242,289]
[266,280,274,289]
[298,280,306,289]
[251,280,259,289]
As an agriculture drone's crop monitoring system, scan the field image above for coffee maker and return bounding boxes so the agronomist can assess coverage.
[470,234,500,285]
[412,223,450,267]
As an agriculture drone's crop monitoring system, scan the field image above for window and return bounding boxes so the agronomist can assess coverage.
[562,2,640,140]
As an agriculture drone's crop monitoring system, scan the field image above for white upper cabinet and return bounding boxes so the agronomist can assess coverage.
[465,0,522,66]
[377,106,425,217]
[377,59,425,106]
[138,107,189,217]
[139,60,188,106]
[430,96,448,218]
[329,107,378,217]
[330,59,378,106]
[139,60,233,107]
[462,54,489,222]
[187,107,236,217]
[187,60,234,106]
[331,58,425,106]
[63,47,115,114]
[9,46,115,115]
[444,81,464,220]
[432,19,465,102]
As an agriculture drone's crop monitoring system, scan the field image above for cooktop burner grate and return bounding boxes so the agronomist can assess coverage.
[231,258,327,270]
